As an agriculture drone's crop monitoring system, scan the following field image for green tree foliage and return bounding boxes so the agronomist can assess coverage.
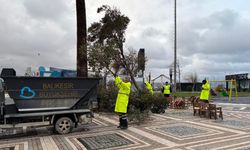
[87,5,139,89]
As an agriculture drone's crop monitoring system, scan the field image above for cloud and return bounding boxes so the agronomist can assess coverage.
[0,0,250,81]
[0,0,76,75]
[22,0,71,21]
[176,8,250,80]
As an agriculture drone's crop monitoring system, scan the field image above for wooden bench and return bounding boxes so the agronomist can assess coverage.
[184,97,192,108]
[199,102,210,118]
[191,96,200,116]
[191,97,223,120]
[193,101,200,116]
[209,104,223,120]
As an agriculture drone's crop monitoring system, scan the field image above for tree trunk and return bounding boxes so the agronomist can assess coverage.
[76,0,88,77]
[119,43,139,90]
[192,82,195,92]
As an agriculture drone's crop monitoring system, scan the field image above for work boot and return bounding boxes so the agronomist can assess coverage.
[120,117,128,129]
[117,116,122,128]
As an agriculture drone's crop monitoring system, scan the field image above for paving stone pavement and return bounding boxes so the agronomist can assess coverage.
[1,106,250,150]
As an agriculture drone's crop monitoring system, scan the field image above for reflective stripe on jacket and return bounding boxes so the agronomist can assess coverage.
[114,76,131,113]
[164,84,170,94]
[200,80,210,100]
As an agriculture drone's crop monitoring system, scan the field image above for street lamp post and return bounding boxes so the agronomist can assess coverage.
[174,0,177,92]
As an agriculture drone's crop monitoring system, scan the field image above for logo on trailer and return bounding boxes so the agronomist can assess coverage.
[20,86,36,99]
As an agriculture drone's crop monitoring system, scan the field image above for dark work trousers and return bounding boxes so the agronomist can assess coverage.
[164,94,170,97]
[200,100,209,103]
[119,113,128,129]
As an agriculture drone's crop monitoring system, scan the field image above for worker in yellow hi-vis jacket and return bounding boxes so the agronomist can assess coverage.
[115,76,131,129]
[145,80,153,95]
[200,79,210,103]
[162,82,171,97]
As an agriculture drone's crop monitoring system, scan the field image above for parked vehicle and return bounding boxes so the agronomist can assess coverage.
[0,68,100,134]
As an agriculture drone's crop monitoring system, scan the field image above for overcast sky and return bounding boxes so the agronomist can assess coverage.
[0,0,250,81]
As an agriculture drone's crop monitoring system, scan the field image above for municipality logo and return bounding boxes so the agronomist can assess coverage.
[20,86,36,99]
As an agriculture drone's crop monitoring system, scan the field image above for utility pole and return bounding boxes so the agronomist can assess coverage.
[178,61,181,91]
[174,0,177,92]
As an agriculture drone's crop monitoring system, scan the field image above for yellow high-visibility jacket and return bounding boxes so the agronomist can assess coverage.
[164,84,171,94]
[114,76,131,113]
[200,80,210,100]
[145,81,153,95]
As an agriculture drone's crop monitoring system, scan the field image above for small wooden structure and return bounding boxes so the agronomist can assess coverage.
[191,96,223,120]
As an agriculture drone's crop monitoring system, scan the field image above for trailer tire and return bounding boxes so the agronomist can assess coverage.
[54,117,73,134]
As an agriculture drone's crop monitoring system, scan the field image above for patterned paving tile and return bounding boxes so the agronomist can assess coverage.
[185,135,250,150]
[2,108,250,150]
[0,128,21,137]
[0,142,28,150]
[207,119,250,130]
[65,130,151,150]
[146,122,222,140]
[78,133,133,150]
[0,127,37,140]
[220,120,250,127]
[157,125,207,137]
[0,147,14,150]
[164,110,194,119]
[239,147,250,150]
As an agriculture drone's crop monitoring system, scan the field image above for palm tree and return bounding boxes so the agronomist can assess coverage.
[76,0,88,77]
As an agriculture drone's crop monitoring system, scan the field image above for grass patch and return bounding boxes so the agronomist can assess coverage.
[172,92,200,97]
[154,91,250,97]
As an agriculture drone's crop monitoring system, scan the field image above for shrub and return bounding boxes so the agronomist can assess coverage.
[150,94,168,113]
[128,91,153,112]
[127,91,153,124]
[97,83,169,124]
[97,82,117,112]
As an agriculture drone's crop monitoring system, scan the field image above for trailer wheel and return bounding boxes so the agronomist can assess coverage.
[54,117,73,134]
